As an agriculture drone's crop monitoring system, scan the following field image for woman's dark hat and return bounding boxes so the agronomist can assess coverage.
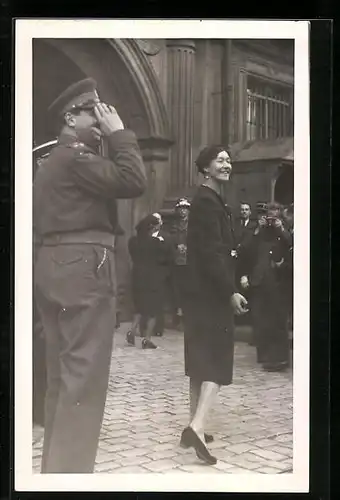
[48,78,100,116]
[135,214,159,234]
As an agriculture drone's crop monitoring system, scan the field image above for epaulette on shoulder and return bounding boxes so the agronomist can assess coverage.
[68,141,96,158]
[68,141,87,151]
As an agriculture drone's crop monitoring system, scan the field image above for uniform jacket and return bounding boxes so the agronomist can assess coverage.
[186,185,237,301]
[241,226,292,287]
[33,130,146,237]
[170,219,189,266]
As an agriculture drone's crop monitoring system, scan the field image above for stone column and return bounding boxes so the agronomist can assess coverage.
[166,39,196,192]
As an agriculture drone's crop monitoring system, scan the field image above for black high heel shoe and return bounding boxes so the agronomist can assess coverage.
[180,432,213,447]
[180,427,217,465]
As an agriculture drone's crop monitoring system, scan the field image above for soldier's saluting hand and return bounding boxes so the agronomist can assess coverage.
[94,102,125,135]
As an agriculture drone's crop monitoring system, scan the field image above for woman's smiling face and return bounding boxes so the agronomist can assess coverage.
[204,150,232,183]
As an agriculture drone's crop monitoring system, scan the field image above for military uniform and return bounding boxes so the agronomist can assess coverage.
[242,225,292,369]
[33,78,146,473]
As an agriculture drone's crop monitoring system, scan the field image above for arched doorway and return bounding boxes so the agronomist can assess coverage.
[33,38,172,318]
[33,38,172,213]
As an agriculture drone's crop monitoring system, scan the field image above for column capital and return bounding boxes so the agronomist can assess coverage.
[166,39,196,52]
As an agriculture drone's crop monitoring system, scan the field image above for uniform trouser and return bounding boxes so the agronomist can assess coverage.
[251,282,289,364]
[34,243,116,473]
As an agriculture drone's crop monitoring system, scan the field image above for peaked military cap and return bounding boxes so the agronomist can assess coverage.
[48,78,100,116]
[256,201,268,214]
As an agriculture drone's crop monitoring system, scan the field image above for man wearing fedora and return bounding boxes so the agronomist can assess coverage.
[33,78,146,473]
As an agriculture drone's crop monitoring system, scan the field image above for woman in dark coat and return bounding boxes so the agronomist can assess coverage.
[126,214,174,349]
[180,145,248,465]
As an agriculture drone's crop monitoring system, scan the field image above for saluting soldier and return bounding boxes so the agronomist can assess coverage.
[33,78,147,473]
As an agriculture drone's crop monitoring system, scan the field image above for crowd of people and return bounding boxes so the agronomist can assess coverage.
[124,197,294,374]
[32,77,294,472]
[235,200,294,371]
[126,198,191,349]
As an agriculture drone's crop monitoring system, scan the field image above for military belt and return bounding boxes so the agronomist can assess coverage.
[41,230,116,250]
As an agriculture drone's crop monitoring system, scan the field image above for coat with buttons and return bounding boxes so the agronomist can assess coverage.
[183,185,237,386]
[185,185,237,304]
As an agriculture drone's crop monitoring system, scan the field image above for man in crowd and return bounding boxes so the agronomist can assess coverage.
[236,202,257,244]
[234,202,257,337]
[239,202,292,372]
[170,197,191,328]
[33,78,146,473]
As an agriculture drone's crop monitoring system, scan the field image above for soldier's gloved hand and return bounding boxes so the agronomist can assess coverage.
[230,292,248,315]
[94,102,125,136]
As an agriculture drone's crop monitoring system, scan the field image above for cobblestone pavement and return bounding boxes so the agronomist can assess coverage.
[33,324,293,474]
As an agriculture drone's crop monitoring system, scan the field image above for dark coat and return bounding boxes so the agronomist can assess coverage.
[183,185,237,386]
[128,233,174,316]
[129,234,174,290]
[186,186,237,301]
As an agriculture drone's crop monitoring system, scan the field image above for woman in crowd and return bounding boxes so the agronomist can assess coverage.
[139,212,174,337]
[126,214,173,349]
[179,145,248,465]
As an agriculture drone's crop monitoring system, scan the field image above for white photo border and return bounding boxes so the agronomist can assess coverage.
[15,19,310,493]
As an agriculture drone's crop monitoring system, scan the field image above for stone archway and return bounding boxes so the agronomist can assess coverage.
[34,39,171,143]
[34,39,172,213]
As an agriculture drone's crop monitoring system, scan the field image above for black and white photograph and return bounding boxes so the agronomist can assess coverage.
[15,19,310,493]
